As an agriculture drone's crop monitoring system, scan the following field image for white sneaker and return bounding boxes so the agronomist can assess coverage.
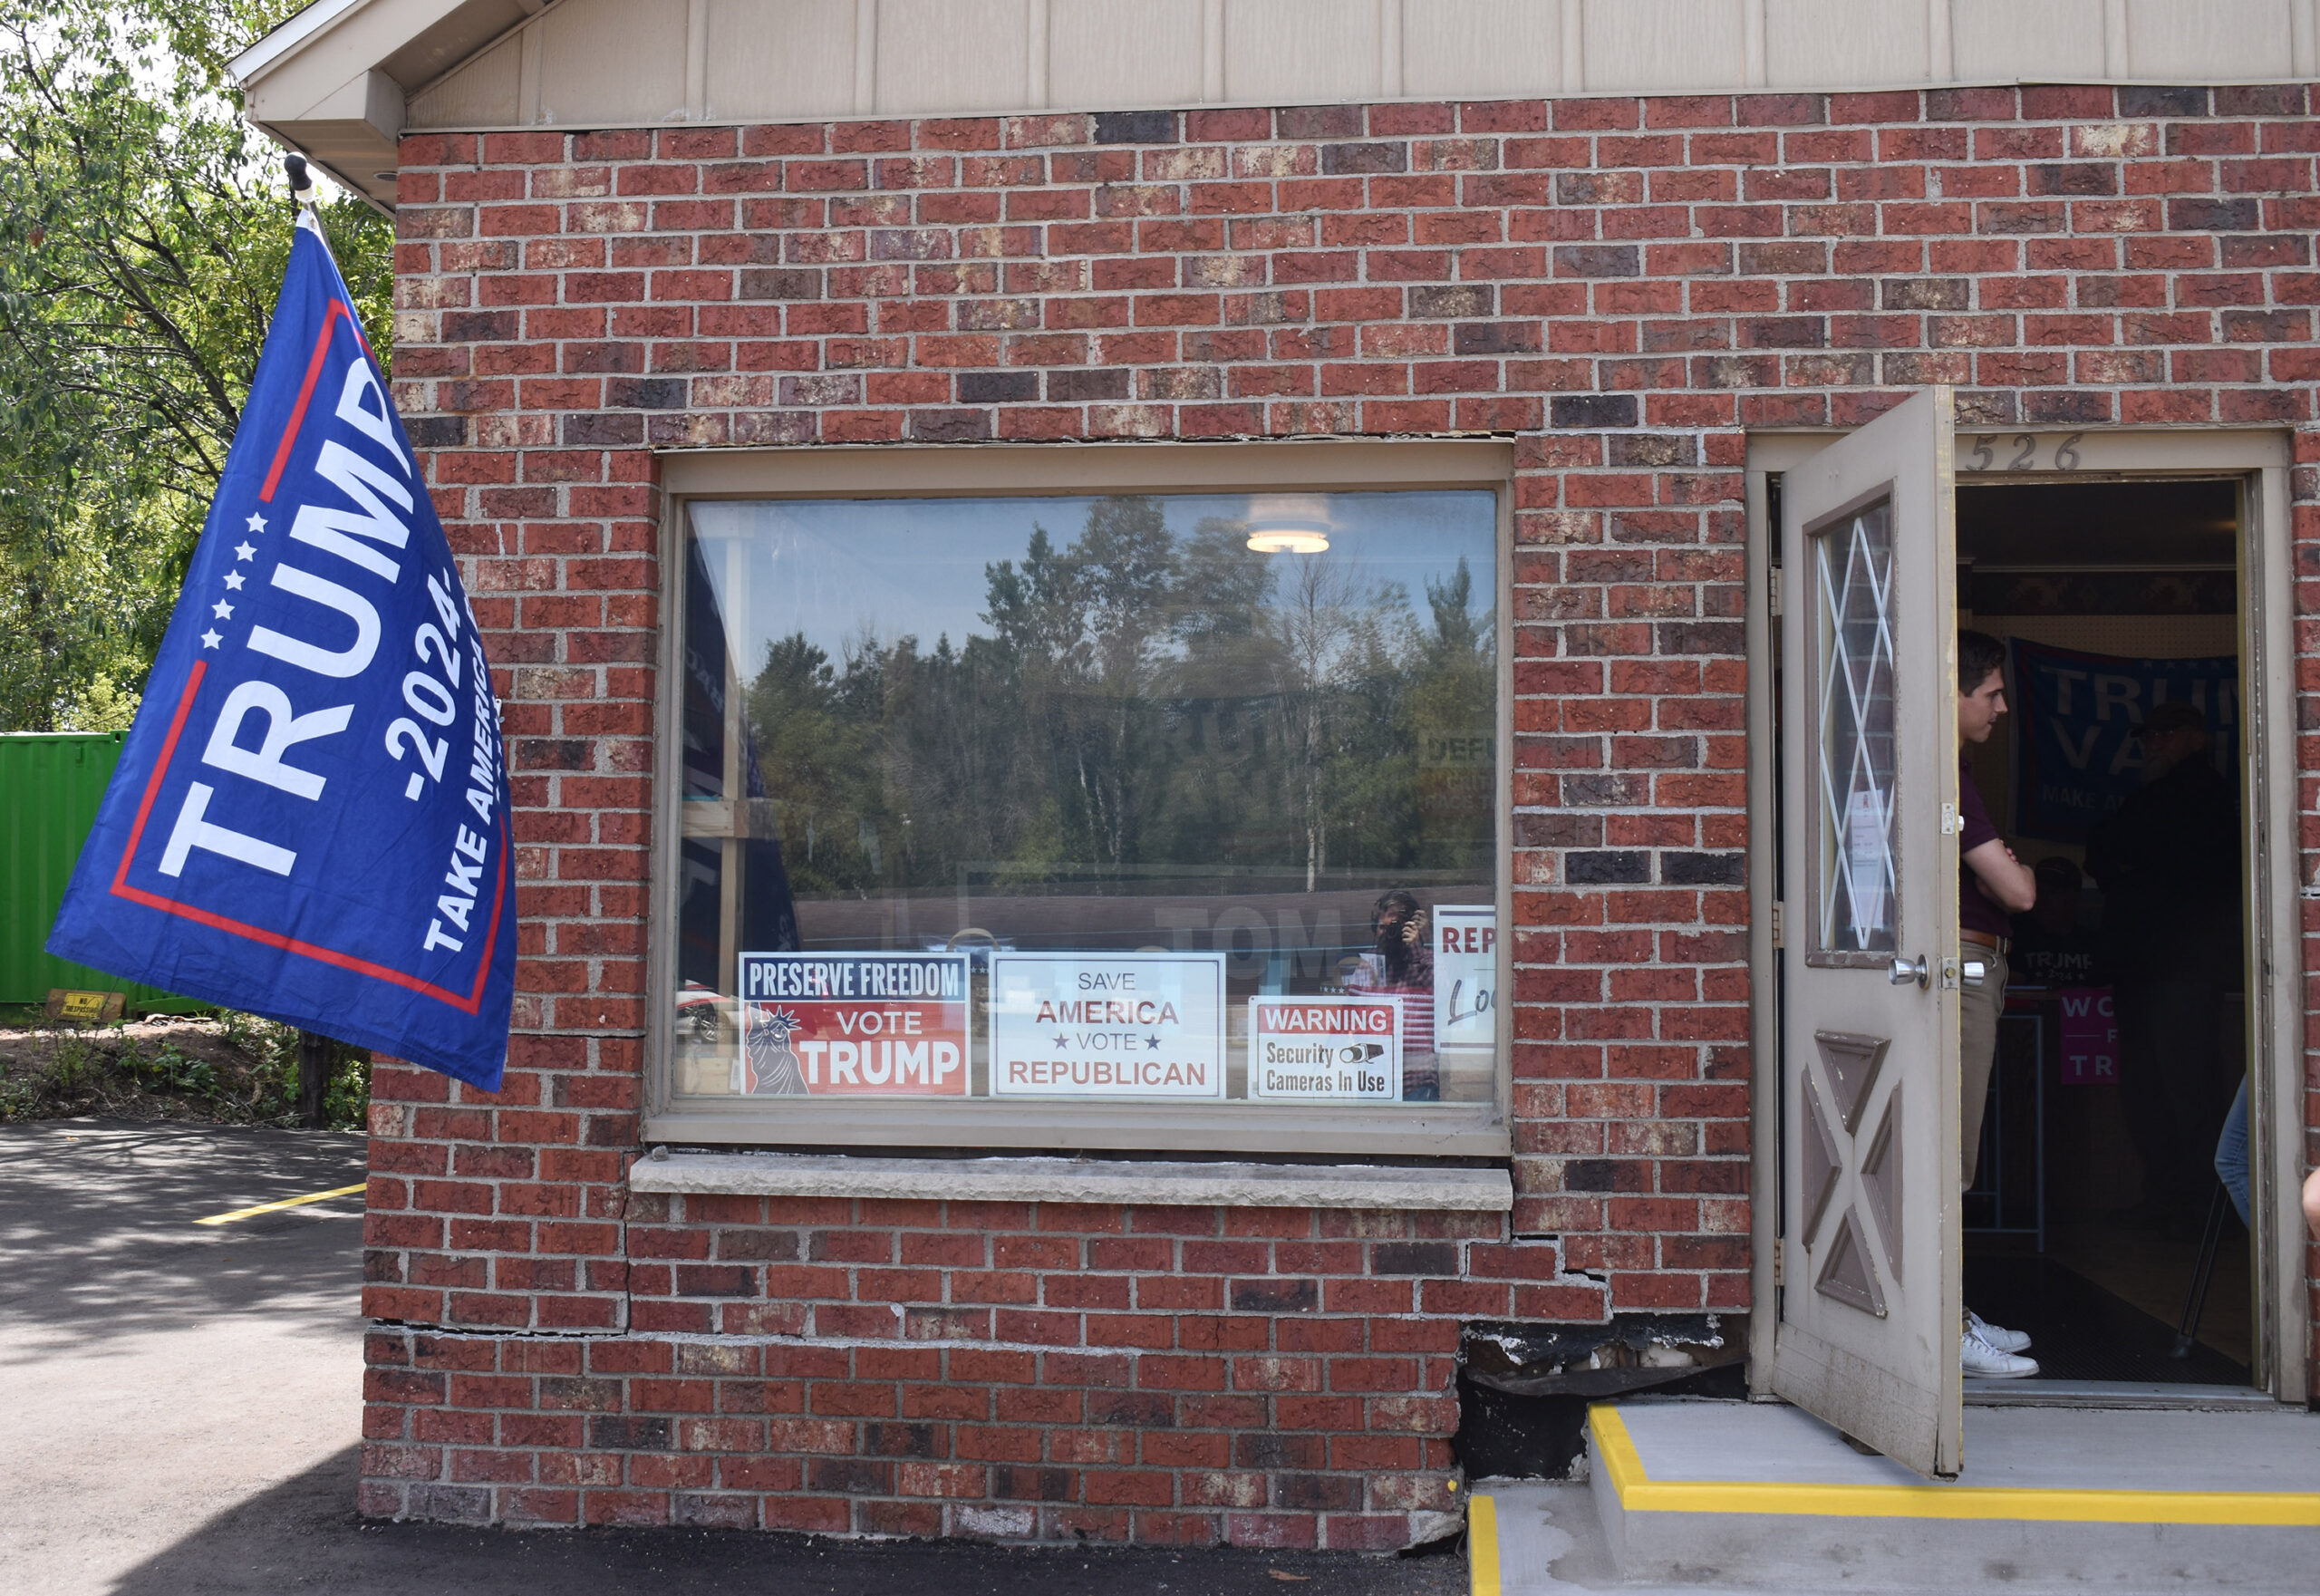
[1963,1326,2039,1378]
[1968,1310,2032,1354]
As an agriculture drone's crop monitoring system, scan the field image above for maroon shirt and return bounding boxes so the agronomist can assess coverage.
[1958,753,2011,938]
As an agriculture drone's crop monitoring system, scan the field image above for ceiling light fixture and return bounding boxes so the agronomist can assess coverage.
[1243,494,1332,554]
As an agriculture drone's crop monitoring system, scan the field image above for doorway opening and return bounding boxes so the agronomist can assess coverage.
[1957,477,2253,1392]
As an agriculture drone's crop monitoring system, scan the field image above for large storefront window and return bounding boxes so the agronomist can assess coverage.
[662,478,1501,1138]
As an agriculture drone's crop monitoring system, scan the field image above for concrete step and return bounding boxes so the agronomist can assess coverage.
[1583,1396,2320,1591]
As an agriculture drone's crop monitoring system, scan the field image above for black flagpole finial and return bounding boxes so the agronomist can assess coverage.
[285,152,318,207]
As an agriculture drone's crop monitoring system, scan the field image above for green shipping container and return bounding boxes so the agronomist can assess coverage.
[1,731,206,1014]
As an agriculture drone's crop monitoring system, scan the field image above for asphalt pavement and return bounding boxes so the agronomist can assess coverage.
[0,1119,1464,1595]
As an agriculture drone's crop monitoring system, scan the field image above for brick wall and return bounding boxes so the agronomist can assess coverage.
[366,81,2320,1537]
[363,1194,1580,1541]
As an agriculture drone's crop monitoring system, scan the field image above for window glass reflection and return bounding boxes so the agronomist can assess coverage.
[673,489,1499,1108]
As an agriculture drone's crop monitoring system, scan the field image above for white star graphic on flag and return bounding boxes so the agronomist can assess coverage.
[234,542,255,561]
[246,512,266,533]
[200,629,221,648]
[211,599,234,619]
[222,571,245,591]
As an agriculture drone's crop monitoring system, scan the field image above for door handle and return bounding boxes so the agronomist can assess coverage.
[1889,954,1928,989]
[1962,958,1987,988]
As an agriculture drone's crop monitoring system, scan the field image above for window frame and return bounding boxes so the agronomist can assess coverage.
[642,439,1516,1157]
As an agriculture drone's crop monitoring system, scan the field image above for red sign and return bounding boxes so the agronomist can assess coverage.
[737,953,970,1097]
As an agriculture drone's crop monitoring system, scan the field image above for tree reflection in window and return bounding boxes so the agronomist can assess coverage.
[692,493,1494,912]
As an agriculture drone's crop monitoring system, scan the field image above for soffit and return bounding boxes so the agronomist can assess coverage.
[236,0,2320,214]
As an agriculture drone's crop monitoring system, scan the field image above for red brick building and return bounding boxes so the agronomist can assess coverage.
[237,0,2318,1548]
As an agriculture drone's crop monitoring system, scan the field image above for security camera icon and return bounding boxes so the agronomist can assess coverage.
[1338,1042,1387,1064]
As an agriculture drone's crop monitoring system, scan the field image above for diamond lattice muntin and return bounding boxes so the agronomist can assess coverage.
[1814,500,1899,955]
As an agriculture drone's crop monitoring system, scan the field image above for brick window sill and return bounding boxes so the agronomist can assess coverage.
[628,1152,1513,1212]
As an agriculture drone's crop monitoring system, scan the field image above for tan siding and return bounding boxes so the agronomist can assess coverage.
[2123,0,2297,79]
[538,0,688,123]
[875,0,1033,114]
[1050,0,1207,108]
[1578,0,1749,92]
[1764,0,1930,90]
[407,28,521,127]
[1222,0,1383,104]
[703,0,861,122]
[1402,0,1564,98]
[365,0,2320,135]
[1949,0,2108,83]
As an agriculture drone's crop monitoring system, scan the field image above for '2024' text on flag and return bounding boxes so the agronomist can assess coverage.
[47,212,515,1091]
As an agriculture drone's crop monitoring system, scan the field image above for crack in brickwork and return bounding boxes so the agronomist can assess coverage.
[364,79,2320,1538]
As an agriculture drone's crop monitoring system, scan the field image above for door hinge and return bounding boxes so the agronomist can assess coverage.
[1771,900,1784,947]
[1767,566,1784,616]
[1773,1246,1785,1286]
[1939,802,1958,837]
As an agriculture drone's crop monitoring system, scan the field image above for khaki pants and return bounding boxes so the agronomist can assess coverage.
[1958,948,2009,1189]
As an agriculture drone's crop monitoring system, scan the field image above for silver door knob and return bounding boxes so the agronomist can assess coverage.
[1889,954,1928,989]
[1962,958,1987,988]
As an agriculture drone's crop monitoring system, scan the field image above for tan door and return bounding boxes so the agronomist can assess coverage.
[1772,387,1964,1479]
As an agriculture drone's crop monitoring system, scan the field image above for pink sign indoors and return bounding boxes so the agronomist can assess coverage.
[2058,987,2118,1086]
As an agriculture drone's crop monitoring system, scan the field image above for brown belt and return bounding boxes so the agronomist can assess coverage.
[1960,928,2009,954]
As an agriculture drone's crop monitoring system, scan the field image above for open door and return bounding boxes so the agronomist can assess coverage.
[1772,387,1964,1478]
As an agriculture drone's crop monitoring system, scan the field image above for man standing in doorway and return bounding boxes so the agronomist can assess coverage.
[1958,631,2041,1378]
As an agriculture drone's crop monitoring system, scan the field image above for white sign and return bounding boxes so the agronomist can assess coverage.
[1846,786,1889,940]
[1247,995,1402,1100]
[989,953,1226,1098]
[1432,905,1496,1051]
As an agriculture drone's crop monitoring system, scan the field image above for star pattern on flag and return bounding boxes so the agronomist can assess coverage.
[223,571,245,591]
[211,599,234,619]
[234,542,255,561]
[246,512,266,533]
[199,629,221,648]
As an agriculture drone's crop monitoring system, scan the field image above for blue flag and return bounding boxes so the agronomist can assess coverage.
[48,213,514,1090]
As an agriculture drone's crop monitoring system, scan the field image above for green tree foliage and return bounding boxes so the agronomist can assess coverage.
[722,498,1497,905]
[0,0,393,731]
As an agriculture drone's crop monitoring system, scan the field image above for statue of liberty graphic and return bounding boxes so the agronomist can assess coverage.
[744,1007,808,1095]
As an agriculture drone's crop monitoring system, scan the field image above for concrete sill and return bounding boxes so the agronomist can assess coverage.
[628,1152,1513,1212]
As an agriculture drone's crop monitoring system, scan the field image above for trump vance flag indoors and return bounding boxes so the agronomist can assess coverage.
[47,208,515,1091]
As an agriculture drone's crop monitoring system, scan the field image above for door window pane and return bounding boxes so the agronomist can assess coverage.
[1814,500,1900,956]
[672,489,1499,1112]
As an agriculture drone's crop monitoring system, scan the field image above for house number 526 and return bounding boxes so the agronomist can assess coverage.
[1962,431,2083,471]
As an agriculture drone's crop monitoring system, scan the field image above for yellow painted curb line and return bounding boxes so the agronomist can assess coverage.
[195,1182,367,1226]
[1467,1492,1501,1596]
[1590,1406,2320,1528]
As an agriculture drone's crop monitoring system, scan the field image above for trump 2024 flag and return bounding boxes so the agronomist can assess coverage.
[48,211,514,1091]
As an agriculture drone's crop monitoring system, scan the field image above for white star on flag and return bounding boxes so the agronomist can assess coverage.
[246,512,266,533]
[199,629,221,648]
[234,542,255,561]
[211,599,234,619]
[223,571,245,590]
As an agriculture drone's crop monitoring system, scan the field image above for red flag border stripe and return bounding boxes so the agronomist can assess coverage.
[258,296,351,503]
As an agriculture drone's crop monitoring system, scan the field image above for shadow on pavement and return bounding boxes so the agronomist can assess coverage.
[110,1446,1467,1596]
[0,1118,367,1355]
